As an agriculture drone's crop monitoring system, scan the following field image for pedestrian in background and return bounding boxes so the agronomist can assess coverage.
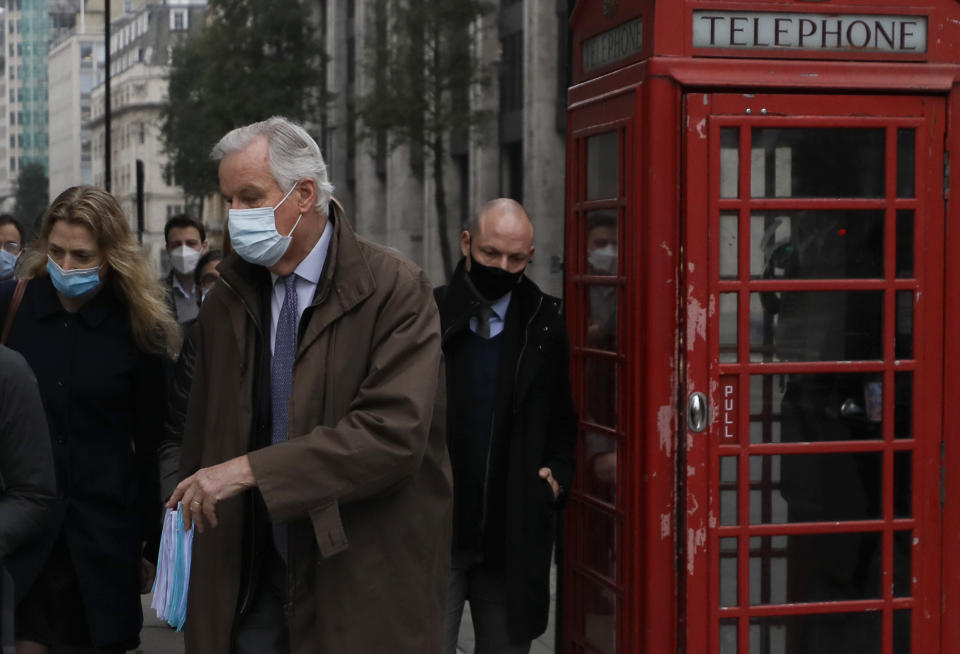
[435,198,577,654]
[0,345,55,653]
[163,214,208,326]
[169,116,451,653]
[0,185,179,654]
[0,216,24,282]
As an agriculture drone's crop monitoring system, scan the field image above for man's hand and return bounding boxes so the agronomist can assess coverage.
[539,467,560,501]
[167,455,256,533]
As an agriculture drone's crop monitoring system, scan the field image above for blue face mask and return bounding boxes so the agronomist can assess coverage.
[0,248,17,281]
[47,256,102,298]
[228,184,302,267]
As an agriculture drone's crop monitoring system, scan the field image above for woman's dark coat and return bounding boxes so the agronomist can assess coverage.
[435,261,578,642]
[0,277,165,648]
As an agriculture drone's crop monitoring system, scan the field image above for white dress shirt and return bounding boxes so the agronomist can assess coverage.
[269,220,333,354]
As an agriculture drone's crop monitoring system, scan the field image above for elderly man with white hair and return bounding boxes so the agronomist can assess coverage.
[169,117,451,653]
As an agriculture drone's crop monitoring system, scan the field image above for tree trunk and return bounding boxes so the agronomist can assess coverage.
[433,132,453,281]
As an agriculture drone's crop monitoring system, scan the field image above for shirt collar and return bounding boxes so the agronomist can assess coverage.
[271,218,333,287]
[489,291,512,320]
[171,274,194,298]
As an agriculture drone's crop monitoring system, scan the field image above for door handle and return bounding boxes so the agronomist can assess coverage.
[688,392,708,433]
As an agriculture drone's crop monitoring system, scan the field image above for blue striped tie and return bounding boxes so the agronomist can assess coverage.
[270,274,298,558]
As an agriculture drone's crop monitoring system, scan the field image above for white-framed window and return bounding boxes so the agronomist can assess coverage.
[170,9,188,31]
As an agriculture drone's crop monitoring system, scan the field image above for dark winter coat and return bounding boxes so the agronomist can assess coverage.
[435,260,578,642]
[178,205,452,653]
[0,345,55,647]
[0,277,166,647]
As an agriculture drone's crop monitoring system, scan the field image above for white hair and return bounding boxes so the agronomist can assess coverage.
[211,116,335,213]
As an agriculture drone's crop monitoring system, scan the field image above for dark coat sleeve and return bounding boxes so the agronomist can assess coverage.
[543,304,578,504]
[0,345,55,561]
[135,351,167,564]
[158,322,199,502]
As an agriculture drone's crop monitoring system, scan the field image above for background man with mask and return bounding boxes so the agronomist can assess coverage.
[0,216,24,282]
[168,117,451,653]
[434,198,577,654]
[163,214,207,324]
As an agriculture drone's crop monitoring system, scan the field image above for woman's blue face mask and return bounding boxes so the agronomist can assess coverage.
[47,255,102,298]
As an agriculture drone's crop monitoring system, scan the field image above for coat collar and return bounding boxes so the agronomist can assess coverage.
[440,258,543,341]
[30,275,123,328]
[216,201,376,354]
[296,201,376,356]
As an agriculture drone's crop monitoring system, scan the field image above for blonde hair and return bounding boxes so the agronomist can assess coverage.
[19,186,181,358]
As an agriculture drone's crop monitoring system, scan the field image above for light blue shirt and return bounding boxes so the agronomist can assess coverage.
[270,219,333,354]
[469,292,512,339]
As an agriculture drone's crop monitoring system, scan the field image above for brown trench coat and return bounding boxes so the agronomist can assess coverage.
[178,206,452,653]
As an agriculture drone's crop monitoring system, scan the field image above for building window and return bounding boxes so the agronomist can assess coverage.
[9,157,14,171]
[170,9,188,31]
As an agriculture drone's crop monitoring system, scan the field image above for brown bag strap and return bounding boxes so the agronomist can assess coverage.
[1,278,28,345]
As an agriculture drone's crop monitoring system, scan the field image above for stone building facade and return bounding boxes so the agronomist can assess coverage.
[322,0,572,292]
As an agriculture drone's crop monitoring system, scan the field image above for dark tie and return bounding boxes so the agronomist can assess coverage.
[270,274,298,558]
[476,304,494,339]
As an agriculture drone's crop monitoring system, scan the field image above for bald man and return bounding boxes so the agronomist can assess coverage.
[434,199,577,653]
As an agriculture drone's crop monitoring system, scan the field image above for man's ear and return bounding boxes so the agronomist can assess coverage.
[201,241,209,255]
[297,179,318,213]
[460,231,471,258]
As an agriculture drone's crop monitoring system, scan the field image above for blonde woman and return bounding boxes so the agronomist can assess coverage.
[0,186,179,653]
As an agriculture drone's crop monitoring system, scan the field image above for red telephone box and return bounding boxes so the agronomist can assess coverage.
[563,2,960,653]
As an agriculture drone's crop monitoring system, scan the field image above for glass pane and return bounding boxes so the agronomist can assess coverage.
[583,504,617,581]
[720,619,738,654]
[750,613,880,654]
[750,291,883,362]
[895,372,913,440]
[720,456,738,526]
[897,211,914,278]
[751,452,882,523]
[750,533,881,605]
[897,128,916,198]
[894,451,911,519]
[751,128,885,198]
[582,576,617,654]
[750,373,886,444]
[720,537,738,607]
[719,293,738,363]
[584,430,618,505]
[895,530,912,597]
[587,132,619,200]
[583,357,617,428]
[721,127,739,198]
[748,456,788,524]
[896,291,913,360]
[586,211,619,276]
[720,212,738,279]
[894,610,911,654]
[749,535,787,605]
[751,211,884,279]
[586,287,618,352]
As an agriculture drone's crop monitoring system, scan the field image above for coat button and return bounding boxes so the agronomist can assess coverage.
[57,379,64,387]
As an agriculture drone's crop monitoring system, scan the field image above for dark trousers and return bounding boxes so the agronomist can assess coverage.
[234,551,289,654]
[443,551,531,654]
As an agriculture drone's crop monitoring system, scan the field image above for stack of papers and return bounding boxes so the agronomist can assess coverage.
[150,503,194,631]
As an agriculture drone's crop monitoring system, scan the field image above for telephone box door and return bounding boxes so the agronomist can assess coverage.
[683,93,945,654]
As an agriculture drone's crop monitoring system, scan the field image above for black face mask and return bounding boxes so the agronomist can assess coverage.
[467,253,524,301]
